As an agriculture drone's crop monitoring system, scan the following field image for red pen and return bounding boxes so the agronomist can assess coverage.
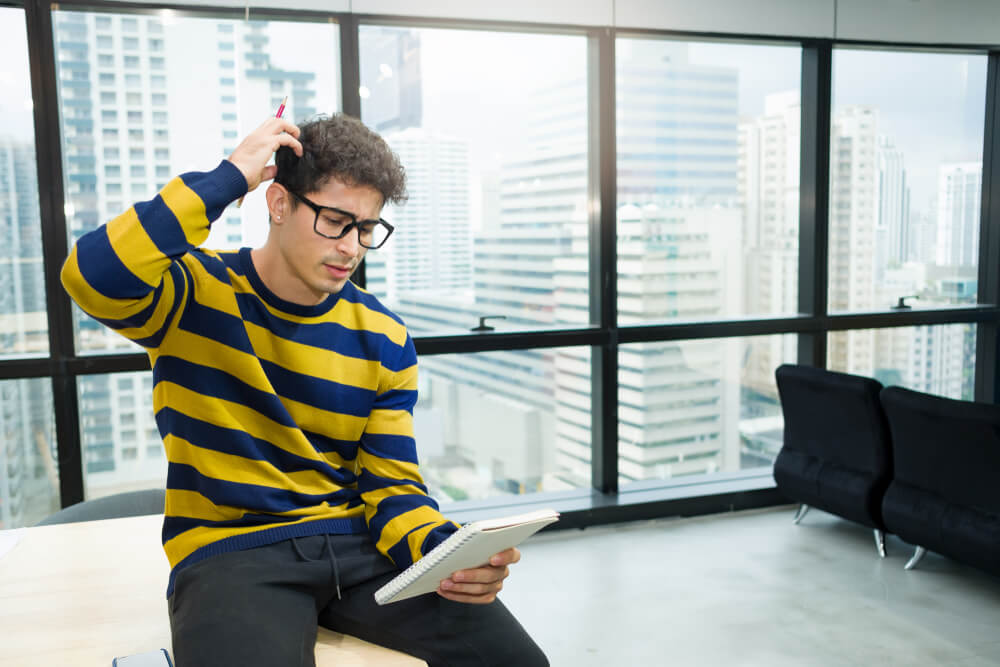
[237,96,288,208]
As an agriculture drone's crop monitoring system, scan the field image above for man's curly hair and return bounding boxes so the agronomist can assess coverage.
[274,113,408,207]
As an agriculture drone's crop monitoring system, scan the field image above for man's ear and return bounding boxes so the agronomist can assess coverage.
[265,182,289,224]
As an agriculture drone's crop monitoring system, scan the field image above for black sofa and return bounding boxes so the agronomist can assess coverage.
[773,364,894,556]
[879,386,1000,574]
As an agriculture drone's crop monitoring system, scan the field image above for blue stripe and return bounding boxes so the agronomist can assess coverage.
[218,249,245,275]
[154,355,295,428]
[187,249,232,285]
[134,195,192,259]
[234,292,408,368]
[373,388,416,412]
[339,282,404,326]
[94,279,163,330]
[162,511,305,544]
[360,432,419,464]
[260,359,375,418]
[179,160,247,222]
[176,293,255,355]
[76,225,151,299]
[421,523,458,555]
[167,461,356,515]
[362,485,436,542]
[302,430,361,460]
[156,407,355,482]
[131,264,188,348]
[387,521,435,567]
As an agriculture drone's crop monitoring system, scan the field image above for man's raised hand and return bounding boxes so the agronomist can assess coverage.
[227,117,303,193]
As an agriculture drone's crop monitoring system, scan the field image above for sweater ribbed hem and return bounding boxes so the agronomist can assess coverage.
[165,515,367,598]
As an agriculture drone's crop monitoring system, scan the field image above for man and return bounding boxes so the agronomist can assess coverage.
[61,113,548,667]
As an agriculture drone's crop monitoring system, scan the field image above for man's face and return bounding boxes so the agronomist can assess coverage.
[276,178,383,303]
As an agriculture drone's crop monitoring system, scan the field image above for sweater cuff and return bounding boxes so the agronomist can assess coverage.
[214,159,250,202]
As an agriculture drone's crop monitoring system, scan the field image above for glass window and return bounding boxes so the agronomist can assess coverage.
[0,378,59,528]
[53,9,342,354]
[616,38,801,324]
[416,347,592,506]
[829,324,975,400]
[359,26,588,333]
[0,8,49,357]
[617,335,796,488]
[829,50,987,320]
[79,371,164,499]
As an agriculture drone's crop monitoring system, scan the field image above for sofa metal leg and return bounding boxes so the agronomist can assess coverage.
[904,546,927,570]
[792,504,810,524]
[874,529,886,558]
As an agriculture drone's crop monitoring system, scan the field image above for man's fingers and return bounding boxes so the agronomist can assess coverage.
[273,132,304,157]
[274,117,300,138]
[260,165,278,183]
[451,565,509,585]
[488,547,520,566]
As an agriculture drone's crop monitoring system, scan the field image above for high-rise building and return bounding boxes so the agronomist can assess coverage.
[828,106,879,375]
[52,13,326,496]
[936,162,982,268]
[0,139,47,355]
[876,135,910,271]
[369,128,473,301]
[360,27,422,133]
[0,138,56,528]
[738,91,799,398]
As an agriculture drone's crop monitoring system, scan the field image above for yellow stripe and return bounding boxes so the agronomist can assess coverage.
[405,522,444,564]
[115,268,180,340]
[245,320,382,390]
[158,177,211,247]
[165,488,245,523]
[364,408,412,436]
[280,394,367,460]
[105,207,168,288]
[154,382,321,462]
[331,298,408,347]
[359,455,421,488]
[165,488,359,526]
[379,364,417,394]
[374,505,447,556]
[163,514,326,567]
[179,256,245,320]
[61,244,159,321]
[158,329,271,393]
[164,433,339,496]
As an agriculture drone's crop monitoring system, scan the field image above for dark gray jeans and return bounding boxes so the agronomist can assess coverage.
[167,533,548,667]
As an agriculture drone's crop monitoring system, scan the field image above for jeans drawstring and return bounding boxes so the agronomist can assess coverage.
[290,535,342,600]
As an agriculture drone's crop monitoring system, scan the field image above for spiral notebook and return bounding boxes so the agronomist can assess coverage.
[374,508,559,605]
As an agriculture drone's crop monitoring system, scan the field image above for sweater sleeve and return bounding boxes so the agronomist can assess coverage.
[61,160,247,347]
[358,333,459,568]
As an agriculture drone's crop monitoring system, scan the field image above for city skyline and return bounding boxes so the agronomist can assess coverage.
[0,14,988,524]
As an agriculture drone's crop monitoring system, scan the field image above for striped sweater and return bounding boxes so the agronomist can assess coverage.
[61,160,457,596]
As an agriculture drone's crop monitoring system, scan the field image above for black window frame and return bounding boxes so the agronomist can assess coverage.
[8,0,1000,531]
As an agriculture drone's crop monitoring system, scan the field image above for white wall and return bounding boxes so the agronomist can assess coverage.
[98,0,1000,46]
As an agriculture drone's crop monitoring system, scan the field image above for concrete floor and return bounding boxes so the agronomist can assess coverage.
[500,506,1000,666]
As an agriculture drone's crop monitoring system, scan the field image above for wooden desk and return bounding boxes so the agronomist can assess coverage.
[0,514,424,666]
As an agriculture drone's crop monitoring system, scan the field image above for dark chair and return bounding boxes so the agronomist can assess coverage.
[773,364,893,556]
[36,488,165,526]
[880,386,1000,574]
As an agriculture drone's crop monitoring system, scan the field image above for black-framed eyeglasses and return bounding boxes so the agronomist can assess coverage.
[288,190,394,249]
